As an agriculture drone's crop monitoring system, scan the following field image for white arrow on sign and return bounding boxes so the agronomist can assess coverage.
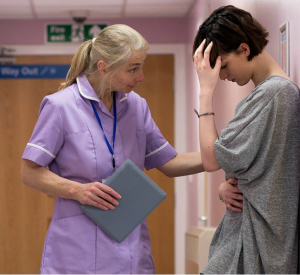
[89,25,102,38]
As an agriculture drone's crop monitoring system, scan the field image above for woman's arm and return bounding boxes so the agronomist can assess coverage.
[194,40,222,172]
[20,159,121,210]
[156,152,204,177]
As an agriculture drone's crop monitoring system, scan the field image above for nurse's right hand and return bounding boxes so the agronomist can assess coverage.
[76,182,122,210]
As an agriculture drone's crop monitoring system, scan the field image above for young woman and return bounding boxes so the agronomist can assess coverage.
[193,5,300,274]
[21,24,205,274]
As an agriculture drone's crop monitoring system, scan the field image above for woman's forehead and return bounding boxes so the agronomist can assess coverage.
[220,52,233,60]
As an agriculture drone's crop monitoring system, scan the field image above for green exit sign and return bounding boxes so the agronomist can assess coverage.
[46,24,107,43]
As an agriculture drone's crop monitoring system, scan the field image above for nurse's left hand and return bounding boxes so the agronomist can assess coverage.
[193,39,221,96]
[76,181,122,210]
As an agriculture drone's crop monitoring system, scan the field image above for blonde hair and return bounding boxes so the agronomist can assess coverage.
[59,24,149,97]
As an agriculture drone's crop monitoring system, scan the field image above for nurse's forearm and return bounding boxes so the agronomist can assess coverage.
[157,152,204,177]
[199,93,220,172]
[21,159,83,199]
[20,159,121,210]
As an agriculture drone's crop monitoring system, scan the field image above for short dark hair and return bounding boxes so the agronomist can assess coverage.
[193,5,269,68]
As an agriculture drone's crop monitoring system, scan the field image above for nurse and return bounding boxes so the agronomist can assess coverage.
[20,24,206,274]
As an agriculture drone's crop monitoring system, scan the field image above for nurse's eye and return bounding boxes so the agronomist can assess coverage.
[129,67,138,73]
[221,64,227,69]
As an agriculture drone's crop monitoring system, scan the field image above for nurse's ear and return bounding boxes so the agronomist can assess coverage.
[97,60,108,76]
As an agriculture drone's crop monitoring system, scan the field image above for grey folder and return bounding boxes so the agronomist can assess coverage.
[81,159,167,243]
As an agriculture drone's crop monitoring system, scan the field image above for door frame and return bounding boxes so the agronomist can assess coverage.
[4,43,188,274]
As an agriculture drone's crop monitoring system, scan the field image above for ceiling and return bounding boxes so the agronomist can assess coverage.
[0,0,196,20]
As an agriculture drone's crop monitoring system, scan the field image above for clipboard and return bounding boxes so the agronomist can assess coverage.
[81,159,167,243]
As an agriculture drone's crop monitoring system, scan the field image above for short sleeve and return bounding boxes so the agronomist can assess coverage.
[22,96,64,167]
[214,79,300,178]
[142,99,177,170]
[214,95,275,176]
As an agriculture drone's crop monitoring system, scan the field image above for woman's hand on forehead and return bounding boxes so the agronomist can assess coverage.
[193,39,222,95]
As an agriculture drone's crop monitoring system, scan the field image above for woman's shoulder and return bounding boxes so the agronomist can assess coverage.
[262,76,300,107]
[235,76,300,116]
[259,75,299,94]
[245,76,299,104]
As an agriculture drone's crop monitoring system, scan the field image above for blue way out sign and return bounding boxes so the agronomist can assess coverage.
[0,65,70,79]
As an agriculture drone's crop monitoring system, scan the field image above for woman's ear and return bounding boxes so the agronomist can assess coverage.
[239,43,250,57]
[97,60,108,76]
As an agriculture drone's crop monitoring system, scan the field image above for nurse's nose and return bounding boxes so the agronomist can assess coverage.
[135,70,145,83]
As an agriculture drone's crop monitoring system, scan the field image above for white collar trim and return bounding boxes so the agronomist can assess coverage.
[120,95,128,102]
[77,76,129,103]
[76,76,100,102]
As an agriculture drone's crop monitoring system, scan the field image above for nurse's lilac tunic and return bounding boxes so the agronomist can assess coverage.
[22,75,177,274]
